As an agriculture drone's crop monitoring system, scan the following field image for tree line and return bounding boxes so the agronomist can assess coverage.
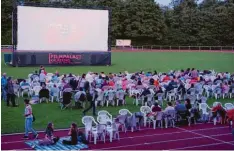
[1,0,234,46]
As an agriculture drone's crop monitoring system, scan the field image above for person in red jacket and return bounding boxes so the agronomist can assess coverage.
[211,104,227,124]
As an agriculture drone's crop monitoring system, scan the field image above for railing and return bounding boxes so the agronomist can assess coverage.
[111,45,234,51]
[2,45,234,51]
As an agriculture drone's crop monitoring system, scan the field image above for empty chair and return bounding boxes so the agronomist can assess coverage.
[33,86,42,96]
[140,106,151,127]
[116,90,125,106]
[224,103,234,111]
[98,110,113,121]
[82,116,98,143]
[91,124,106,144]
[199,103,211,122]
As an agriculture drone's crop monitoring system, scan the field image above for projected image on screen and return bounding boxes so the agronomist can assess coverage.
[17,6,109,51]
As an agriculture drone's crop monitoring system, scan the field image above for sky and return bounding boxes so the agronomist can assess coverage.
[156,0,204,6]
[156,0,172,6]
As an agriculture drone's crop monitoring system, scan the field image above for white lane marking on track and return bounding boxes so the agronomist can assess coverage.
[176,127,234,146]
[1,126,229,144]
[170,141,234,150]
[92,133,232,150]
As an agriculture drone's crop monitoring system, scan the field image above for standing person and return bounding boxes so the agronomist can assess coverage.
[1,73,7,101]
[39,66,44,74]
[39,70,46,86]
[6,77,17,107]
[83,90,97,116]
[62,123,78,145]
[23,99,38,139]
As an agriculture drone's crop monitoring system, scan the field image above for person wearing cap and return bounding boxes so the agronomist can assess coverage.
[1,73,7,101]
[6,77,17,107]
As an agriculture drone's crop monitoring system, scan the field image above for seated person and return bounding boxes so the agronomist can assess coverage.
[50,85,59,97]
[74,88,86,108]
[62,123,78,145]
[39,85,50,100]
[37,123,59,146]
[20,80,30,87]
[175,100,187,113]
[164,102,175,113]
[77,129,89,144]
[63,83,72,91]
[147,102,162,118]
[30,71,39,81]
[51,75,59,83]
[68,73,74,78]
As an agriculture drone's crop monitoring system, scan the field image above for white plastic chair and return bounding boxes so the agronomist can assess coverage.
[199,103,211,123]
[106,90,115,107]
[222,87,229,99]
[119,109,132,116]
[50,88,60,102]
[21,85,31,97]
[140,106,151,127]
[91,124,106,144]
[116,91,125,106]
[98,110,113,121]
[199,103,211,114]
[119,109,133,132]
[224,103,234,111]
[82,116,98,141]
[33,86,42,96]
[96,90,104,107]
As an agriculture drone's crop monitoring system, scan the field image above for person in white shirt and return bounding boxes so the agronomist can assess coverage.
[164,102,175,113]
[23,99,38,139]
[39,70,46,86]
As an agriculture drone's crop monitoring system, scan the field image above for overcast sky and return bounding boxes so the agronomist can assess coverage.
[156,0,171,6]
[156,0,204,6]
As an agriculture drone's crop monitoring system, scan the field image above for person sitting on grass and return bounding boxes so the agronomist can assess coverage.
[36,122,59,147]
[62,123,78,145]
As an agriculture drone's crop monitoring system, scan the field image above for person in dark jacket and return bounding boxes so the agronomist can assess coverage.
[6,77,17,107]
[83,90,98,116]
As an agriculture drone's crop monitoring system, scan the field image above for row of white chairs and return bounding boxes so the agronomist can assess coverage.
[81,109,132,144]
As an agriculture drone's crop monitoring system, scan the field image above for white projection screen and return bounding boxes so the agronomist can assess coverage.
[17,6,109,51]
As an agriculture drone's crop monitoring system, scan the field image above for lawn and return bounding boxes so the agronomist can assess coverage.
[1,51,234,134]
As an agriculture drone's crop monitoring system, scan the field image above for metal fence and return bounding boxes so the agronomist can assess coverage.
[2,45,234,51]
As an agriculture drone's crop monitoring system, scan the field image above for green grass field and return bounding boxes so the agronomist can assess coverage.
[1,51,234,134]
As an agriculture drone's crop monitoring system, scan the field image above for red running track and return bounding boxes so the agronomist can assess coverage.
[1,123,234,150]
